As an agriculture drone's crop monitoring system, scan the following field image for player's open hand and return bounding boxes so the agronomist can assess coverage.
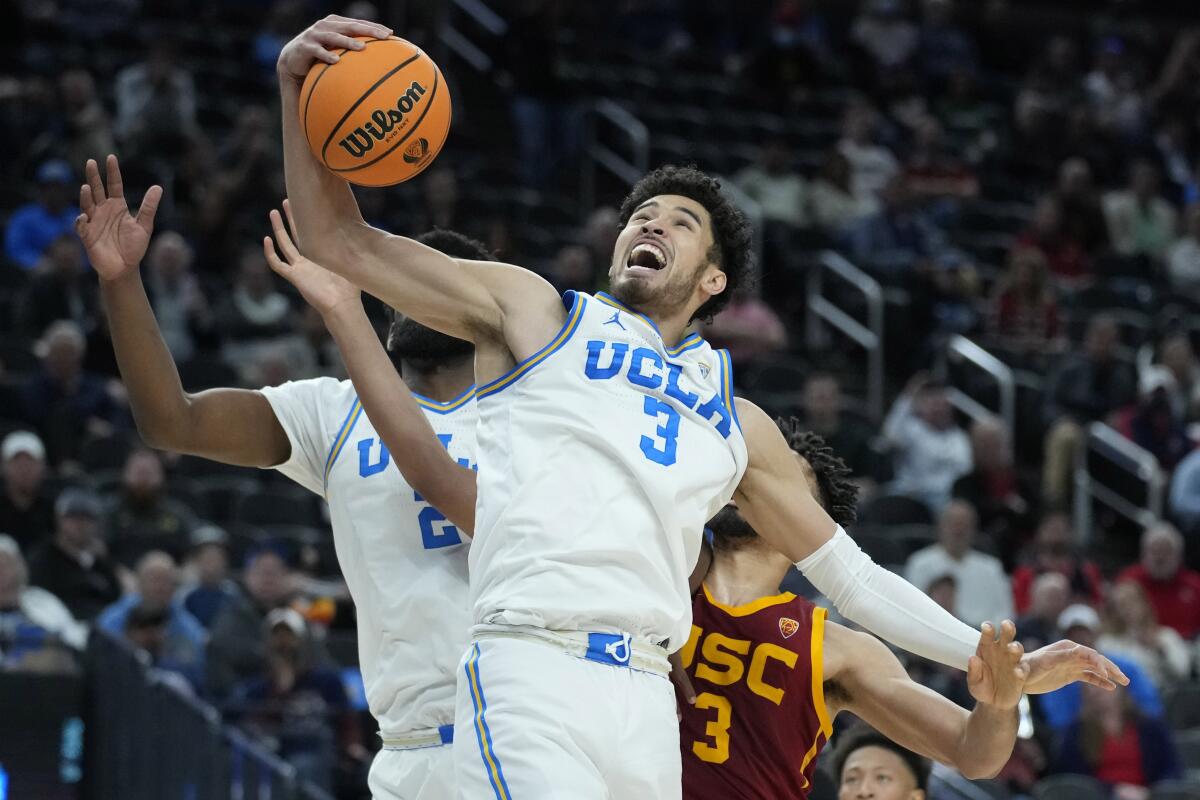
[1020,639,1130,695]
[277,15,393,84]
[264,200,361,318]
[75,155,163,282]
[967,621,1029,711]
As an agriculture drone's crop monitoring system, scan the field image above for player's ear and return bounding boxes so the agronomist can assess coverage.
[910,790,926,800]
[700,264,726,298]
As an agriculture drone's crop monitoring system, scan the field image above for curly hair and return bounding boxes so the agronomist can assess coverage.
[775,418,859,527]
[618,165,753,321]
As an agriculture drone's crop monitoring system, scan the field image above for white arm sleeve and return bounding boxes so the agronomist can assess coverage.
[796,526,979,670]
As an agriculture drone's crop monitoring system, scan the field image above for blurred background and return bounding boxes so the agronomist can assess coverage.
[1,0,1199,798]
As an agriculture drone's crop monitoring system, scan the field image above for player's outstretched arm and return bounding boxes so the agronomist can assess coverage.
[78,155,290,467]
[263,202,477,532]
[276,16,563,364]
[733,397,980,670]
[824,620,1026,780]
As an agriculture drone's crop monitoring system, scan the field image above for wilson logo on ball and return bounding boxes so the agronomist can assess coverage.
[337,80,428,159]
[402,138,429,164]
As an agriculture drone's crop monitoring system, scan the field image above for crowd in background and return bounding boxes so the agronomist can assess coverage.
[1,0,1200,797]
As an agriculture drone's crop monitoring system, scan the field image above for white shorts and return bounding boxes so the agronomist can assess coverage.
[368,744,455,800]
[452,630,681,799]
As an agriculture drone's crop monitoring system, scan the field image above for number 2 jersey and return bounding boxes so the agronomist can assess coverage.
[679,586,832,800]
[260,377,476,737]
[471,291,749,651]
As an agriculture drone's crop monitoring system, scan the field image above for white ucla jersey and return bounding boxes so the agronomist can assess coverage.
[260,377,475,737]
[471,291,748,651]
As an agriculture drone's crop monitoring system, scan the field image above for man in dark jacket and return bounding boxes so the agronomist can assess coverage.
[27,488,122,621]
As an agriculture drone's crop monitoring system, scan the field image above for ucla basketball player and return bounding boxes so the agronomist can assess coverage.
[275,16,1127,798]
[76,154,481,799]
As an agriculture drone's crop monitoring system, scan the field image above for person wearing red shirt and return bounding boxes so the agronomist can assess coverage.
[1117,523,1200,640]
[1011,514,1105,615]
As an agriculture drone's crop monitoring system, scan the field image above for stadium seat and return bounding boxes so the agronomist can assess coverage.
[1031,774,1107,800]
[234,487,323,527]
[194,475,262,524]
[857,494,935,527]
[1166,687,1200,731]
[847,525,910,566]
[78,434,135,473]
[1151,779,1200,800]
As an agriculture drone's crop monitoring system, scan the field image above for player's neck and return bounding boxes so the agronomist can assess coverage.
[400,355,474,402]
[706,545,794,607]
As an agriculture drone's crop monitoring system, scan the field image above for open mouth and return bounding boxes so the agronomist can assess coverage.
[626,241,667,271]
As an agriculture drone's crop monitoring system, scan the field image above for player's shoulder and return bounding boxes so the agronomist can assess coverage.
[258,376,355,412]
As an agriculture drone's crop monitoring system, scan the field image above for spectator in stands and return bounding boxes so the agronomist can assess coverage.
[1103,159,1178,265]
[987,246,1063,364]
[579,206,619,281]
[1052,683,1181,791]
[1157,333,1200,424]
[1084,36,1148,139]
[1117,523,1200,640]
[1016,572,1070,651]
[837,104,900,204]
[114,37,198,159]
[181,525,239,629]
[1166,203,1200,295]
[213,247,293,345]
[798,372,883,486]
[0,430,55,553]
[1155,117,1194,199]
[145,231,210,362]
[18,234,96,336]
[226,607,357,792]
[1011,513,1105,615]
[845,175,946,277]
[1015,195,1090,282]
[1098,581,1190,691]
[26,488,122,622]
[702,295,787,369]
[1053,158,1110,258]
[3,159,79,271]
[0,534,87,661]
[105,448,197,568]
[809,148,874,236]
[882,374,971,512]
[544,244,594,295]
[831,726,931,800]
[734,138,809,227]
[917,0,976,84]
[58,68,115,171]
[902,115,978,216]
[952,417,1036,566]
[1041,315,1138,508]
[206,546,330,699]
[1114,367,1191,471]
[850,0,919,74]
[121,604,194,694]
[904,499,1013,627]
[1037,604,1162,731]
[98,550,206,689]
[1013,36,1083,149]
[1170,448,1200,537]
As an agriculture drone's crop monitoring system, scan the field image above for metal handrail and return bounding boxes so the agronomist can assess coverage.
[718,179,765,290]
[805,251,884,420]
[439,0,507,73]
[1072,422,1166,546]
[580,98,649,215]
[938,335,1016,437]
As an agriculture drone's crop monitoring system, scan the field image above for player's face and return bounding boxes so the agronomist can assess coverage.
[838,746,924,800]
[608,195,725,317]
[387,313,474,362]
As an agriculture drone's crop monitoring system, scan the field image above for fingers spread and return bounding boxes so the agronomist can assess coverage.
[263,236,286,272]
[269,210,299,261]
[136,185,164,231]
[86,159,106,204]
[80,184,94,217]
[999,619,1017,646]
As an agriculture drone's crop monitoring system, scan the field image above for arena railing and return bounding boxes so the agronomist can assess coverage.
[936,334,1016,438]
[85,630,335,800]
[1072,422,1165,547]
[719,180,765,288]
[438,0,507,73]
[805,251,884,421]
[580,98,649,216]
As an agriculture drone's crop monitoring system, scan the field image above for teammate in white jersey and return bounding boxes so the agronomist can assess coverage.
[75,155,485,799]
[276,16,1127,798]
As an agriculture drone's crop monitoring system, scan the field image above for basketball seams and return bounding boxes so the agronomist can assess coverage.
[317,51,424,165]
[301,37,403,155]
[329,65,441,176]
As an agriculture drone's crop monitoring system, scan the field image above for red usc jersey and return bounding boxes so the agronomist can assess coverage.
[679,585,831,800]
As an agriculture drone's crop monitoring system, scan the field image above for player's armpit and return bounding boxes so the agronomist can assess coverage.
[732,398,837,562]
[826,623,1018,780]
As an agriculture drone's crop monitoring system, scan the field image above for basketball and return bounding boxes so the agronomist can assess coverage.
[299,36,450,187]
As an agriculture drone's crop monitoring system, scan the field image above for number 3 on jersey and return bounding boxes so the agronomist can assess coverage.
[641,397,680,466]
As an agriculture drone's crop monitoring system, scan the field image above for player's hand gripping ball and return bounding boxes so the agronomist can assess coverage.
[300,36,451,187]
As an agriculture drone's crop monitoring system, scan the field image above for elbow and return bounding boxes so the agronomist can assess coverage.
[953,752,1008,781]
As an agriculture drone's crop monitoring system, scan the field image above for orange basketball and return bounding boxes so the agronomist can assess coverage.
[299,36,450,187]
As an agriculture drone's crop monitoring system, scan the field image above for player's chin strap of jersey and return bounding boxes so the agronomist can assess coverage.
[795,526,978,671]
